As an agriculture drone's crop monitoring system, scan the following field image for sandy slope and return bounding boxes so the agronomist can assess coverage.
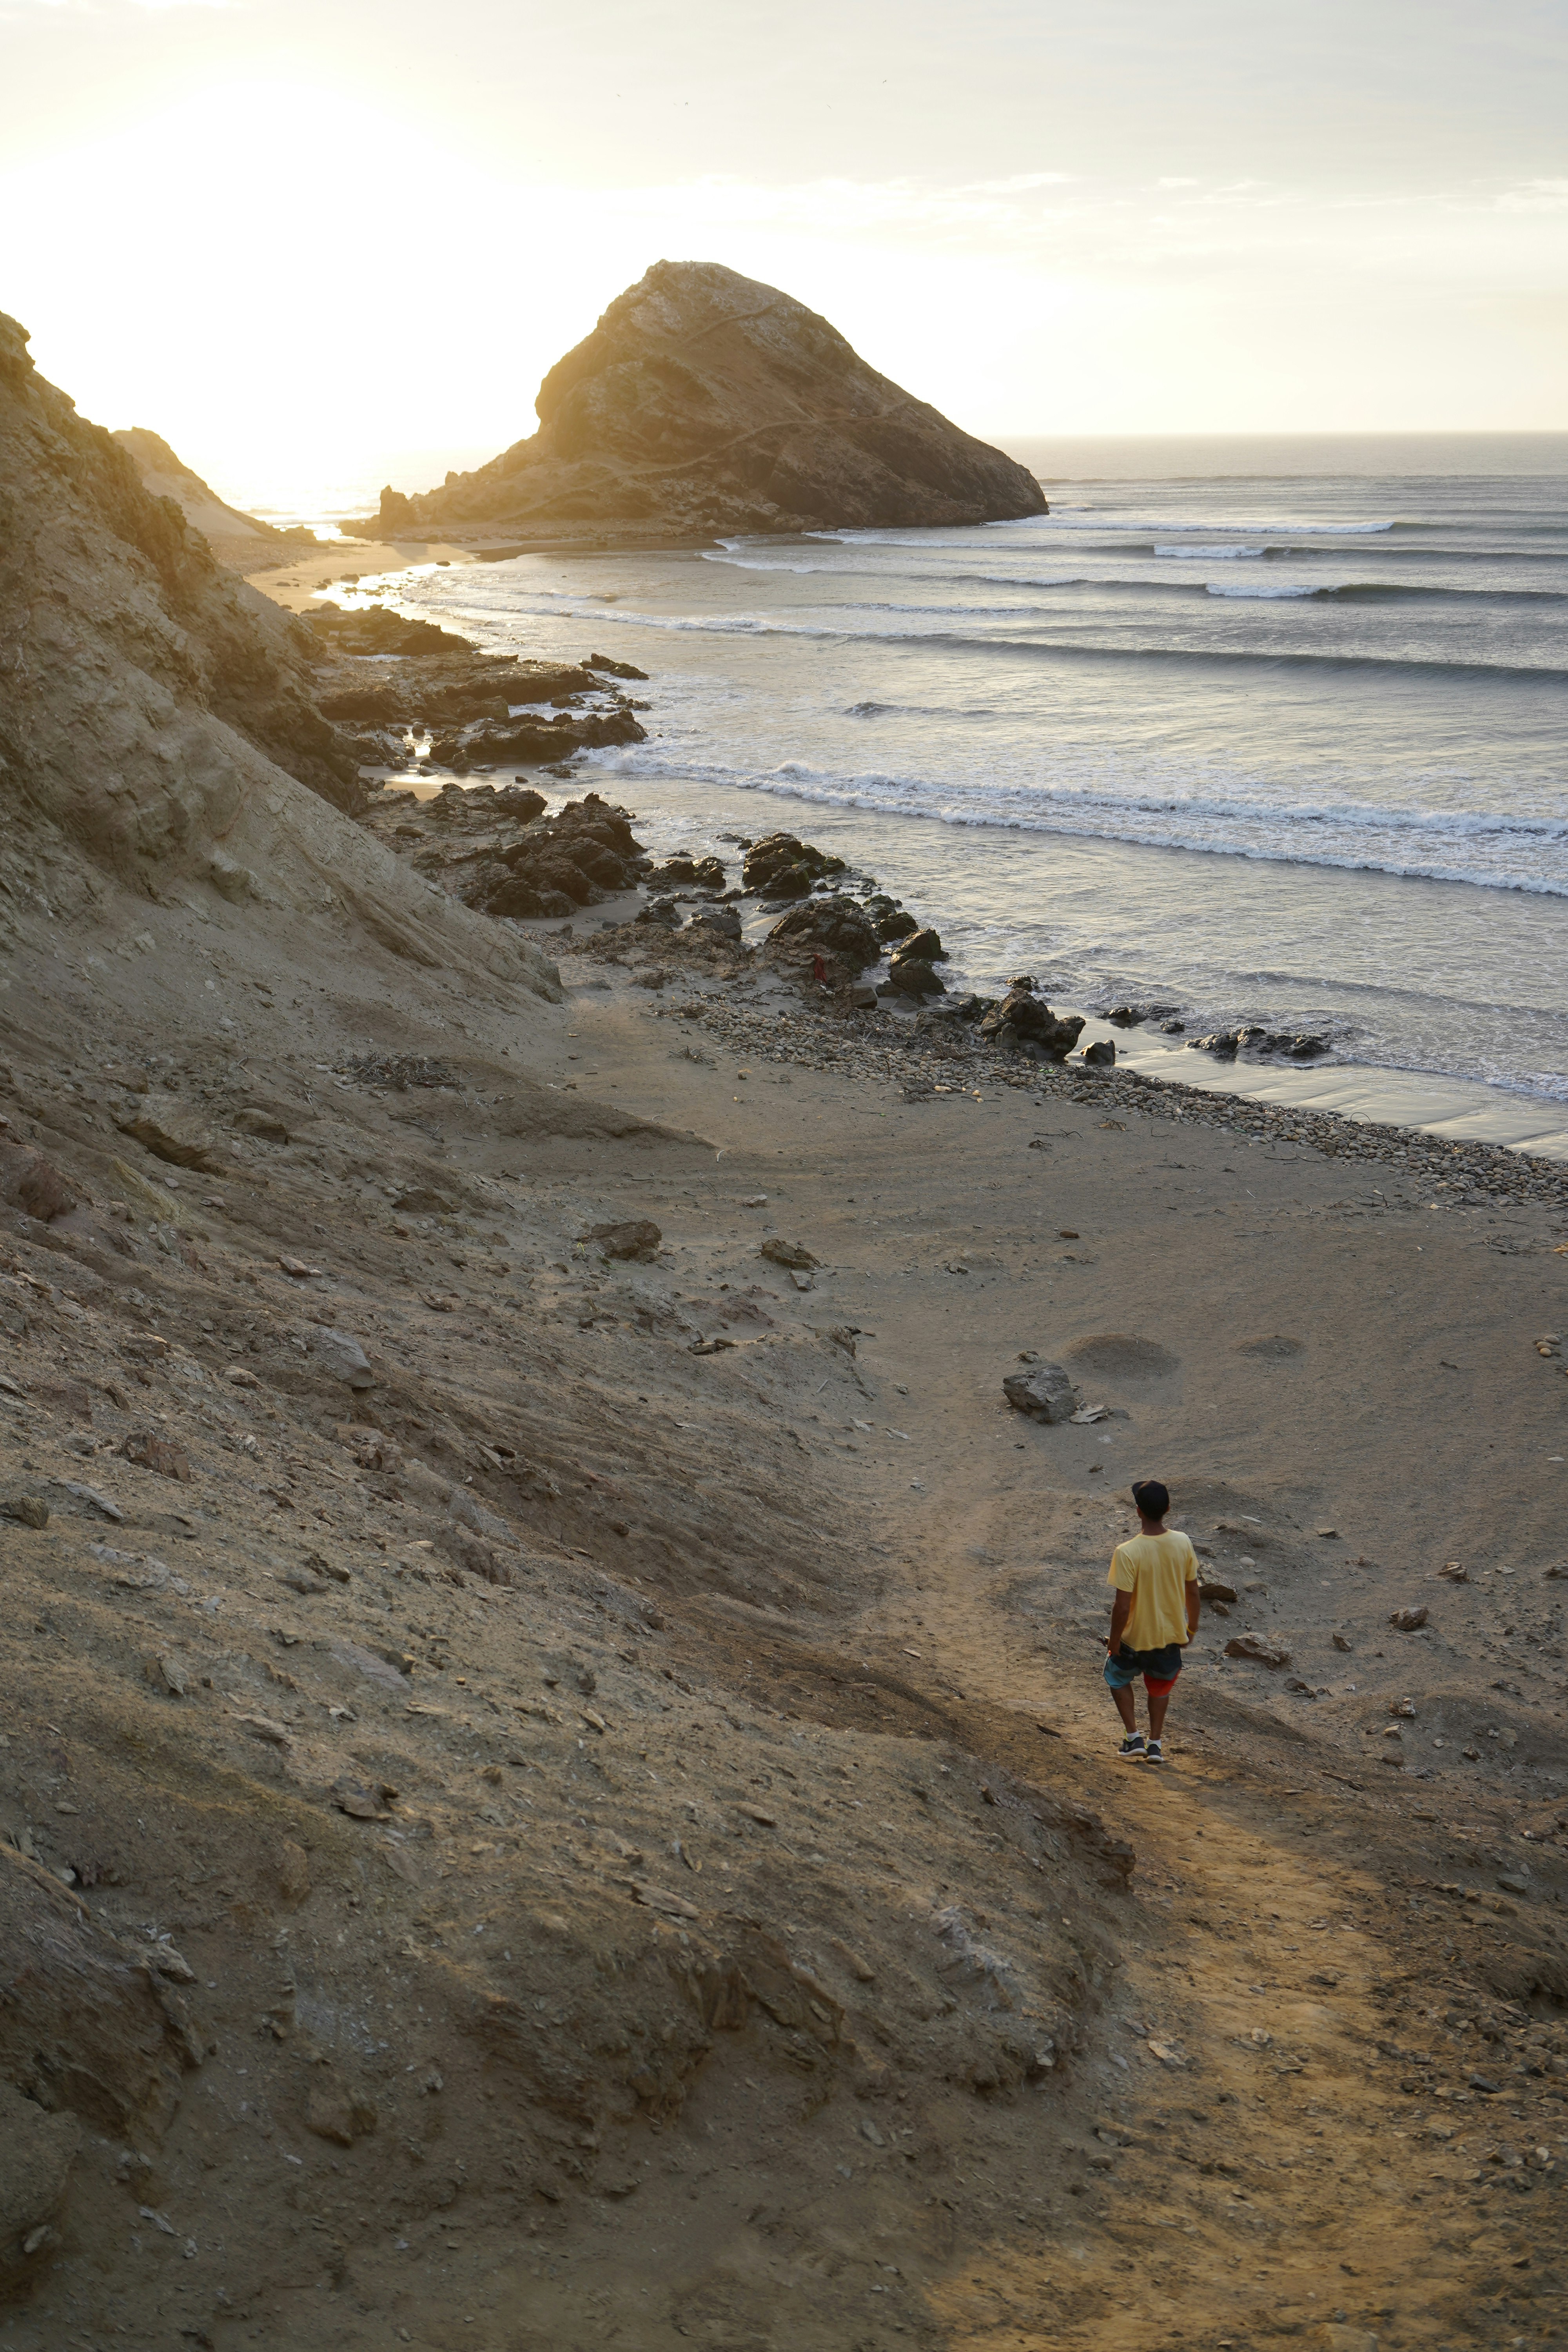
[1,874,1565,2350]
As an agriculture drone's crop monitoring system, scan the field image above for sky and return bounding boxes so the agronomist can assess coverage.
[2,0,1566,510]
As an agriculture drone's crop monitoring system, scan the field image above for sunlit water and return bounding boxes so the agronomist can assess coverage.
[324,434,1568,1149]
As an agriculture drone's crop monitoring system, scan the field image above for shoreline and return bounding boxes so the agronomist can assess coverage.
[244,537,1568,1165]
[559,921,1568,1206]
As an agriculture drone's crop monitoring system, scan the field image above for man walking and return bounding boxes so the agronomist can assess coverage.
[1102,1478,1200,1764]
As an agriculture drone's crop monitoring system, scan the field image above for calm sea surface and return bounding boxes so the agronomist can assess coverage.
[338,434,1568,1147]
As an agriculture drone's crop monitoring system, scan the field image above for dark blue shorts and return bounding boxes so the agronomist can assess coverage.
[1104,1642,1183,1695]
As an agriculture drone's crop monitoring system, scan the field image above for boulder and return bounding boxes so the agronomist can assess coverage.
[742,833,846,895]
[1002,1362,1078,1423]
[648,853,726,889]
[114,1093,226,1172]
[687,906,742,943]
[760,1238,818,1270]
[890,926,946,964]
[0,1147,77,1222]
[1223,1636,1292,1668]
[1081,1038,1116,1067]
[314,1328,375,1390]
[768,893,879,967]
[583,1219,661,1261]
[979,991,1084,1060]
[869,908,921,946]
[0,2078,80,2287]
[882,958,946,1000]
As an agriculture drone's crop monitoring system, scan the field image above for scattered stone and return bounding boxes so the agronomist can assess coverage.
[58,1481,123,1522]
[0,1149,78,1223]
[742,833,846,897]
[114,1094,226,1172]
[880,956,946,1001]
[393,1187,456,1214]
[158,1655,188,1697]
[232,1713,291,1746]
[232,1107,289,1144]
[1001,1362,1077,1424]
[1315,1526,1339,1539]
[330,1640,411,1690]
[630,1880,700,1921]
[583,1219,661,1262]
[759,1238,818,1270]
[279,1257,323,1280]
[977,988,1084,1062]
[1438,1560,1469,1581]
[1080,1039,1116,1068]
[225,1365,260,1388]
[1223,1635,1292,1668]
[1197,1575,1238,1603]
[305,2085,378,2147]
[332,1777,395,1821]
[770,892,879,969]
[313,1328,374,1389]
[0,1494,49,1529]
[1332,1631,1353,1652]
[1389,1606,1429,1632]
[121,1432,193,1483]
[891,926,946,964]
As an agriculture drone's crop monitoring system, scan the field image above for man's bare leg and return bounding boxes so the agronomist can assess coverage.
[1148,1685,1174,1740]
[1111,1682,1137,1735]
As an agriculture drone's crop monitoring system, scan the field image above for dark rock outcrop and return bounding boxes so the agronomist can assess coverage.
[365,787,648,922]
[742,833,848,898]
[978,986,1085,1062]
[361,262,1046,541]
[768,893,880,969]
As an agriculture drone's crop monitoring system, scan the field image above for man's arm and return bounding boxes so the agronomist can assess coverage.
[1106,1590,1132,1653]
[1187,1579,1201,1641]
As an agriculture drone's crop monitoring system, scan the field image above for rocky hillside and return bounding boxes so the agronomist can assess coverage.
[113,427,312,571]
[0,312,555,1001]
[368,262,1046,540]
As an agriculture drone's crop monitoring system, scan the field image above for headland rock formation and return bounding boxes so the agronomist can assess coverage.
[365,261,1047,541]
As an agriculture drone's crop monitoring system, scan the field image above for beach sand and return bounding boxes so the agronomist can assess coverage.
[3,862,1565,2347]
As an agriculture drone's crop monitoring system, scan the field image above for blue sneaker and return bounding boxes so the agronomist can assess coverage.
[1116,1732,1146,1760]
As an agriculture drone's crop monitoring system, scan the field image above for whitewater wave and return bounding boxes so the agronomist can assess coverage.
[583,742,1568,895]
[806,516,1406,543]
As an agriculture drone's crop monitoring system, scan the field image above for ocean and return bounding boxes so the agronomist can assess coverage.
[321,433,1568,1151]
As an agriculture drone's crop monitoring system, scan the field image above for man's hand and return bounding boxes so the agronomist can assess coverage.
[1107,1589,1133,1656]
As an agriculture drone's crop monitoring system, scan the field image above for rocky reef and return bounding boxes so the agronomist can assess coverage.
[362,261,1046,541]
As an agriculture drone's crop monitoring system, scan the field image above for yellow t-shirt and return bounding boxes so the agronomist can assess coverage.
[1107,1530,1198,1651]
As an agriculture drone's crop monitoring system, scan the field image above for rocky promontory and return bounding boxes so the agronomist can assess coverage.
[363,261,1046,541]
